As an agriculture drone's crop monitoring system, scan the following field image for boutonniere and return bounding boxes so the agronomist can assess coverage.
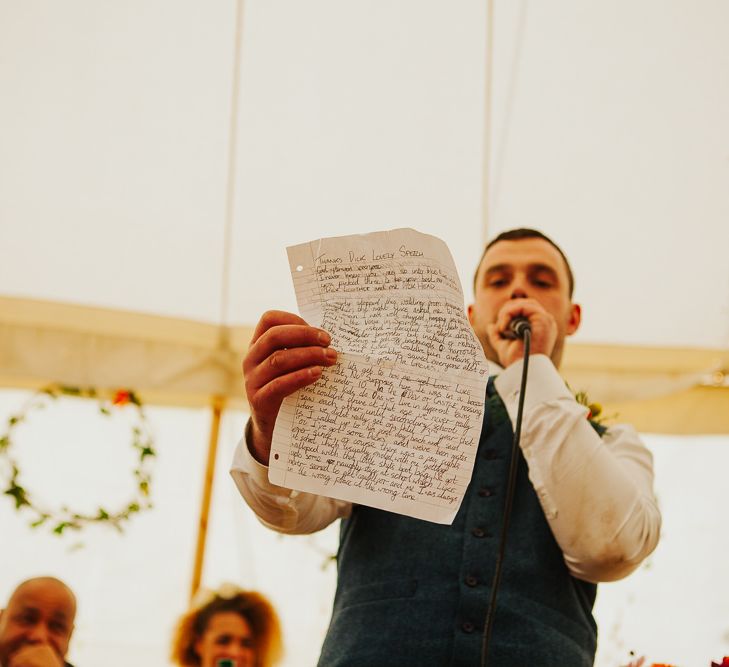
[572,388,612,438]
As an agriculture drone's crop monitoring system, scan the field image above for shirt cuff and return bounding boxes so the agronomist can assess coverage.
[231,420,291,495]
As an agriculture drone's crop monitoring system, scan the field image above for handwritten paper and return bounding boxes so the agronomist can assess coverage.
[269,228,489,524]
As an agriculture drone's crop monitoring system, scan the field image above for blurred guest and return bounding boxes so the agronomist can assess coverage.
[0,577,76,667]
[171,585,282,667]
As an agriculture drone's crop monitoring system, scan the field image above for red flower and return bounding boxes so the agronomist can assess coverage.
[112,390,131,406]
[711,658,729,667]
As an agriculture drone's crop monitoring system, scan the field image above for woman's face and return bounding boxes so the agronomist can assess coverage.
[195,611,255,667]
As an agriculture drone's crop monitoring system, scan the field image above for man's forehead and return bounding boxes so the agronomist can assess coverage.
[9,581,75,616]
[480,238,568,276]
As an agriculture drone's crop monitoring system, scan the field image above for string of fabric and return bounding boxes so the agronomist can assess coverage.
[218,0,245,327]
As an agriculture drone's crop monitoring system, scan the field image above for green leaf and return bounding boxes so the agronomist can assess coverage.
[139,446,156,460]
[53,522,71,535]
[4,484,31,509]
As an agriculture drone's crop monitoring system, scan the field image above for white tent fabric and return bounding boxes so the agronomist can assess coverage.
[1,0,728,665]
[2,1,728,348]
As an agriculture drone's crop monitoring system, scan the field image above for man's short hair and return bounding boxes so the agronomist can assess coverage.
[473,228,575,297]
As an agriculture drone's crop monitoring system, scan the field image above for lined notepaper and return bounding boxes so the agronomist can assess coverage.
[269,228,488,524]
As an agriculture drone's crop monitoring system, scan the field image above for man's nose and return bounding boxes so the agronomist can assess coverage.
[509,272,529,299]
[510,286,528,300]
[26,623,51,643]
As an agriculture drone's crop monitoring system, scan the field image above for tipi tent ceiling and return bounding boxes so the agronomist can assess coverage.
[1,1,728,429]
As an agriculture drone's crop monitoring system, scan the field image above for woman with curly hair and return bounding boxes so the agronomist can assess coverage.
[171,585,283,667]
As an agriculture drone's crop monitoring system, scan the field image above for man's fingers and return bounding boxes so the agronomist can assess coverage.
[250,366,324,427]
[247,345,337,392]
[495,298,550,334]
[250,310,310,346]
[496,299,537,331]
[246,324,332,368]
[8,643,64,667]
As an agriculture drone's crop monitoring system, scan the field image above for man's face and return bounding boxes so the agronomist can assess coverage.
[468,237,581,368]
[0,579,75,666]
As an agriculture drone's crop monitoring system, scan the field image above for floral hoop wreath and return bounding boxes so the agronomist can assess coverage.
[0,384,156,535]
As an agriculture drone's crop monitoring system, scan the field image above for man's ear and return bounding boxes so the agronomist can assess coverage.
[467,303,474,326]
[566,303,581,336]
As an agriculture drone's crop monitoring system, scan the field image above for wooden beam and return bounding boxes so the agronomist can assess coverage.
[189,395,225,601]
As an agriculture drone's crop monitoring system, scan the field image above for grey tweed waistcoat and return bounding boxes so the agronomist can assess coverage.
[318,379,597,667]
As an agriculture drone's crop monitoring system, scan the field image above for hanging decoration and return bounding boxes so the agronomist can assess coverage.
[0,384,156,535]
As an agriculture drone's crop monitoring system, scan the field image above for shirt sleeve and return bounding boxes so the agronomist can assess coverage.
[495,354,662,583]
[230,420,352,535]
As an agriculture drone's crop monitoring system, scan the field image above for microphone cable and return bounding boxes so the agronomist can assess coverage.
[480,324,531,667]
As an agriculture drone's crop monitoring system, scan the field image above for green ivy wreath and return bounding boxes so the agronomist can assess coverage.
[0,384,156,535]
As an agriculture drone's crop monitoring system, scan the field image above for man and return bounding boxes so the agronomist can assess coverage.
[232,228,661,665]
[0,577,76,667]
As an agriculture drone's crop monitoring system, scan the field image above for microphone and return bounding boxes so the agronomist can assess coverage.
[505,316,531,340]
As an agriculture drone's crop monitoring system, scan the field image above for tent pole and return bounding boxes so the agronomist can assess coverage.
[190,395,225,601]
[481,0,495,247]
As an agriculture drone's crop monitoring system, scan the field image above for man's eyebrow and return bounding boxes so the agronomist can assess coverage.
[529,263,560,278]
[13,605,39,616]
[483,263,512,274]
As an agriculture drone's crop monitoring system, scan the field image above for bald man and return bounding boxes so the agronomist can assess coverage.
[0,577,76,667]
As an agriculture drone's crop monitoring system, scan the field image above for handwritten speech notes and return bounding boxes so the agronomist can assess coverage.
[269,228,488,524]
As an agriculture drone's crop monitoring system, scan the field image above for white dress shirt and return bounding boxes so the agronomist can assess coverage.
[231,354,661,583]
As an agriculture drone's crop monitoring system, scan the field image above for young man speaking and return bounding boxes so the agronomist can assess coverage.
[232,228,660,666]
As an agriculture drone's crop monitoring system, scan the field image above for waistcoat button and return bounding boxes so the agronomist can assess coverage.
[478,486,494,497]
[461,621,475,633]
[471,527,487,538]
[465,575,478,587]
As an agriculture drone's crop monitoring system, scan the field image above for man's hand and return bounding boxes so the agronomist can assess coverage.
[243,310,338,464]
[7,644,64,667]
[485,298,558,368]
